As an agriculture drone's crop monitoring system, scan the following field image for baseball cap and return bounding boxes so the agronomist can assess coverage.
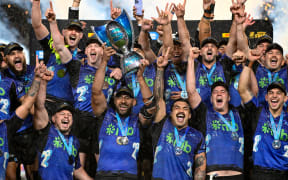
[265,43,283,55]
[201,37,218,48]
[267,82,286,95]
[4,42,23,56]
[65,19,83,31]
[85,38,101,47]
[0,43,7,51]
[211,81,230,94]
[256,35,272,46]
[114,85,134,98]
[53,102,74,115]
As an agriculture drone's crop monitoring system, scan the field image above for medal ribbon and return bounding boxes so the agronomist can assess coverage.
[202,63,216,86]
[56,129,73,156]
[174,127,189,149]
[171,64,186,91]
[72,48,78,59]
[269,112,283,141]
[266,69,279,84]
[216,110,237,132]
[116,113,130,136]
[131,74,140,98]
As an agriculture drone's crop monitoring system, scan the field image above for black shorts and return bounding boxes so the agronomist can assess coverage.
[10,127,37,164]
[72,109,97,153]
[95,171,138,180]
[251,166,288,180]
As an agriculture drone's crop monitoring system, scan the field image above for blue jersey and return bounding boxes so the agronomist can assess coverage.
[245,98,288,171]
[5,65,34,99]
[97,108,140,175]
[164,62,186,114]
[38,124,80,180]
[192,102,244,172]
[229,64,243,107]
[0,73,17,120]
[0,122,9,180]
[152,118,205,180]
[255,65,288,105]
[72,61,116,113]
[195,60,229,107]
[40,34,84,102]
[125,63,156,114]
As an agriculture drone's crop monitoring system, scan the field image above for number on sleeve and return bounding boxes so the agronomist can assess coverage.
[76,86,88,102]
[0,99,9,115]
[41,150,52,168]
[153,145,162,164]
[131,143,140,160]
[253,135,261,152]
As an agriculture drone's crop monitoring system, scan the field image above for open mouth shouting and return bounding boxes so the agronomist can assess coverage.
[61,119,70,129]
[270,58,278,67]
[14,58,22,70]
[176,112,185,123]
[69,35,77,44]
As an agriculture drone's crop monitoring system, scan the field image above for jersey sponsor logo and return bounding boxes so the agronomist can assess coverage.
[258,77,284,89]
[198,75,224,86]
[52,137,78,157]
[211,119,240,132]
[105,123,134,136]
[165,133,192,154]
[0,88,5,96]
[262,122,288,141]
[128,77,154,89]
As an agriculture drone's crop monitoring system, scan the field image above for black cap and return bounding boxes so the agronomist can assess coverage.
[265,43,283,55]
[218,39,228,48]
[85,38,101,47]
[211,81,229,94]
[114,85,134,98]
[4,42,23,56]
[201,37,218,48]
[53,102,74,115]
[0,43,7,51]
[65,19,83,31]
[267,82,287,95]
[256,35,272,46]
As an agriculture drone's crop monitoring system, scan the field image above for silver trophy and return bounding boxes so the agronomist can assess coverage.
[92,10,142,75]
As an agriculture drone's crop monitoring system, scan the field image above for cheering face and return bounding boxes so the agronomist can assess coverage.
[6,50,27,75]
[257,42,270,56]
[170,101,191,129]
[211,86,230,113]
[114,94,135,117]
[52,110,73,135]
[63,27,83,49]
[201,43,218,63]
[85,43,103,66]
[265,49,283,72]
[265,88,287,112]
[172,44,183,64]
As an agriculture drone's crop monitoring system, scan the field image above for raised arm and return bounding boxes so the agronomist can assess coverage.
[174,0,192,58]
[137,60,156,126]
[235,13,251,57]
[16,58,45,119]
[110,0,121,20]
[91,45,116,117]
[152,4,174,54]
[153,48,170,123]
[33,58,54,130]
[31,0,50,40]
[198,0,215,43]
[46,2,72,64]
[138,19,157,63]
[186,48,202,109]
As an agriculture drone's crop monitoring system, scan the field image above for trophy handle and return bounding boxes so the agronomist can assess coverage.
[91,25,112,47]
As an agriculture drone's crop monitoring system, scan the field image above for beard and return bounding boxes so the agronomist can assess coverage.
[7,59,27,76]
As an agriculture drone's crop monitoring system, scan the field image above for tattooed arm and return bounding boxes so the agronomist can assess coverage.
[194,152,206,180]
[16,57,49,120]
[154,48,170,123]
